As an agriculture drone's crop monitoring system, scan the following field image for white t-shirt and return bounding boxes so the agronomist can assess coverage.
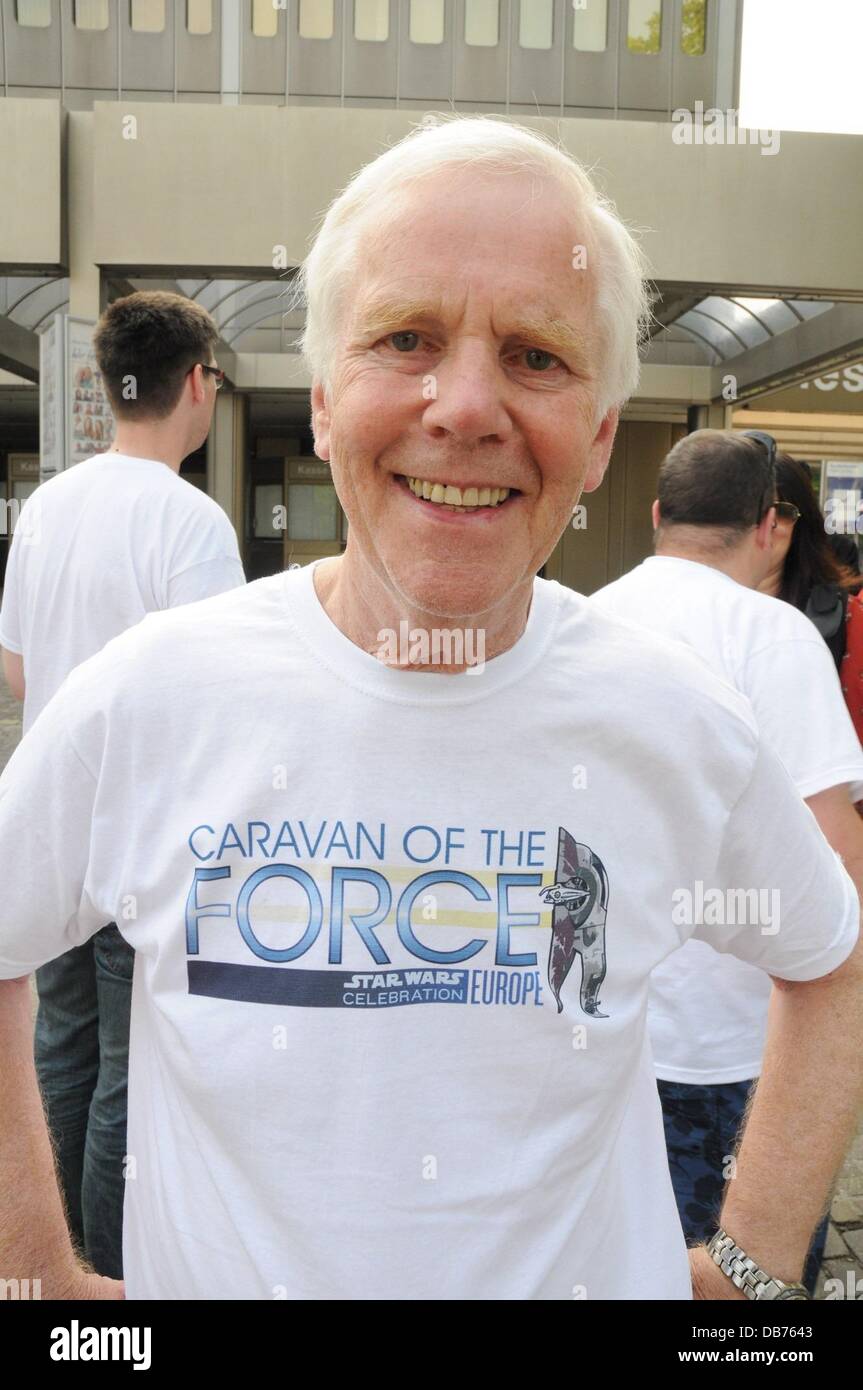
[0,563,857,1300]
[593,555,863,1084]
[0,452,246,731]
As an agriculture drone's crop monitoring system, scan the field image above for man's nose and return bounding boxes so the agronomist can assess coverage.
[420,339,513,444]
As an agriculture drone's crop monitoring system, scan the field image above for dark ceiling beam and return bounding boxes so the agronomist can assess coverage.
[0,315,40,383]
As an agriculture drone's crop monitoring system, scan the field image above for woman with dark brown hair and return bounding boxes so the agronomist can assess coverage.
[759,451,863,745]
[758,453,860,668]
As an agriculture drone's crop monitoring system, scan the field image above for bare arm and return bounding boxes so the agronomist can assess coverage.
[1,648,24,702]
[692,930,863,1297]
[807,784,863,880]
[692,784,863,1297]
[0,975,123,1299]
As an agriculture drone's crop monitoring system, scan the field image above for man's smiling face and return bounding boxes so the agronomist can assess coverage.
[311,169,619,620]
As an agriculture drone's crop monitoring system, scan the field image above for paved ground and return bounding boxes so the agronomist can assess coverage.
[0,676,860,1296]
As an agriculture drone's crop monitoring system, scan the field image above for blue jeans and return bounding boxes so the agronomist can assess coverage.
[658,1078,828,1296]
[34,924,133,1279]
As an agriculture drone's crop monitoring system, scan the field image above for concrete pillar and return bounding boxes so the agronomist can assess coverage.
[208,390,246,544]
[686,403,733,432]
[67,113,100,322]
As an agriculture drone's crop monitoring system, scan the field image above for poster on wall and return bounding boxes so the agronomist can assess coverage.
[37,314,115,481]
[66,317,114,467]
[38,316,63,483]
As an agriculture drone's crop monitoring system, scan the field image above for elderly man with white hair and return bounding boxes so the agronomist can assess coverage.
[1,117,861,1303]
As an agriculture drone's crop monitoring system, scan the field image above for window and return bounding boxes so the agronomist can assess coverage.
[130,0,166,34]
[15,0,51,26]
[627,0,661,53]
[519,0,552,50]
[252,0,278,37]
[409,0,444,44]
[465,0,498,47]
[287,484,338,541]
[680,0,706,57]
[187,0,212,36]
[75,0,109,28]
[253,483,284,538]
[298,0,334,39]
[355,0,388,42]
[572,0,607,53]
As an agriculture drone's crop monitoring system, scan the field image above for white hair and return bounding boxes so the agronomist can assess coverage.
[293,114,653,419]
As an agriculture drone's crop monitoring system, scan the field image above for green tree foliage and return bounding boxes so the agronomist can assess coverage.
[681,0,707,57]
[627,6,661,54]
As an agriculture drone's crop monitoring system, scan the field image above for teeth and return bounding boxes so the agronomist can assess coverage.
[404,477,512,509]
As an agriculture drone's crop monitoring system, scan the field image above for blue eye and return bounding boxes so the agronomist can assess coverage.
[523,348,559,371]
[390,332,420,352]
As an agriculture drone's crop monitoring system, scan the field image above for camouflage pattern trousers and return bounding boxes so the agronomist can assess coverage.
[657,1078,827,1296]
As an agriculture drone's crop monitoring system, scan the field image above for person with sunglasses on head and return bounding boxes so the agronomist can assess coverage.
[755,453,863,752]
[0,290,244,1282]
[593,427,863,1294]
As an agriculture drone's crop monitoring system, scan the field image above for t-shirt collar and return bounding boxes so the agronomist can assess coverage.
[642,555,744,588]
[281,558,562,705]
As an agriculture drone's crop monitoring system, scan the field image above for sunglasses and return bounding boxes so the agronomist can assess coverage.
[190,363,225,390]
[741,429,779,524]
[773,501,801,524]
[741,431,801,525]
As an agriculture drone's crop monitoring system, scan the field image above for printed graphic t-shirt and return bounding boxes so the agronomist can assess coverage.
[0,562,857,1300]
[593,556,863,1084]
[0,452,246,731]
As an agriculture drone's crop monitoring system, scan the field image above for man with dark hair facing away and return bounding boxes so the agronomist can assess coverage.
[594,428,863,1291]
[0,290,245,1278]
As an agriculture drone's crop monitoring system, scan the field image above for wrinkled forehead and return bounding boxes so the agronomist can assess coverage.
[341,167,599,342]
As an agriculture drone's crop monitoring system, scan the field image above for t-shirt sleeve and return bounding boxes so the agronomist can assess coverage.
[0,528,23,654]
[0,679,108,977]
[690,734,860,980]
[166,506,246,608]
[167,554,246,607]
[743,636,863,801]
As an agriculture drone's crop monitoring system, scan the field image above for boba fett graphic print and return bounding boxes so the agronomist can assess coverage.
[541,828,609,1017]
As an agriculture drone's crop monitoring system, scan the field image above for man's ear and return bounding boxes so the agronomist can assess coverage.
[188,363,207,407]
[311,380,331,463]
[755,504,777,552]
[651,499,661,531]
[582,407,619,493]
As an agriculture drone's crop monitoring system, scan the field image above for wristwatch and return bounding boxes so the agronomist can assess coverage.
[707,1228,811,1300]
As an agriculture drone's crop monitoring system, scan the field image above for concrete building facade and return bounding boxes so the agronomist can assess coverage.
[2,0,863,591]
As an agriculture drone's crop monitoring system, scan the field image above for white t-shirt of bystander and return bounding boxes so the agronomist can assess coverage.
[0,451,245,731]
[593,555,863,1084]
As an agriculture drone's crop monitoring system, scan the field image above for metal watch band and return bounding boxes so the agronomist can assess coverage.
[707,1229,810,1301]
